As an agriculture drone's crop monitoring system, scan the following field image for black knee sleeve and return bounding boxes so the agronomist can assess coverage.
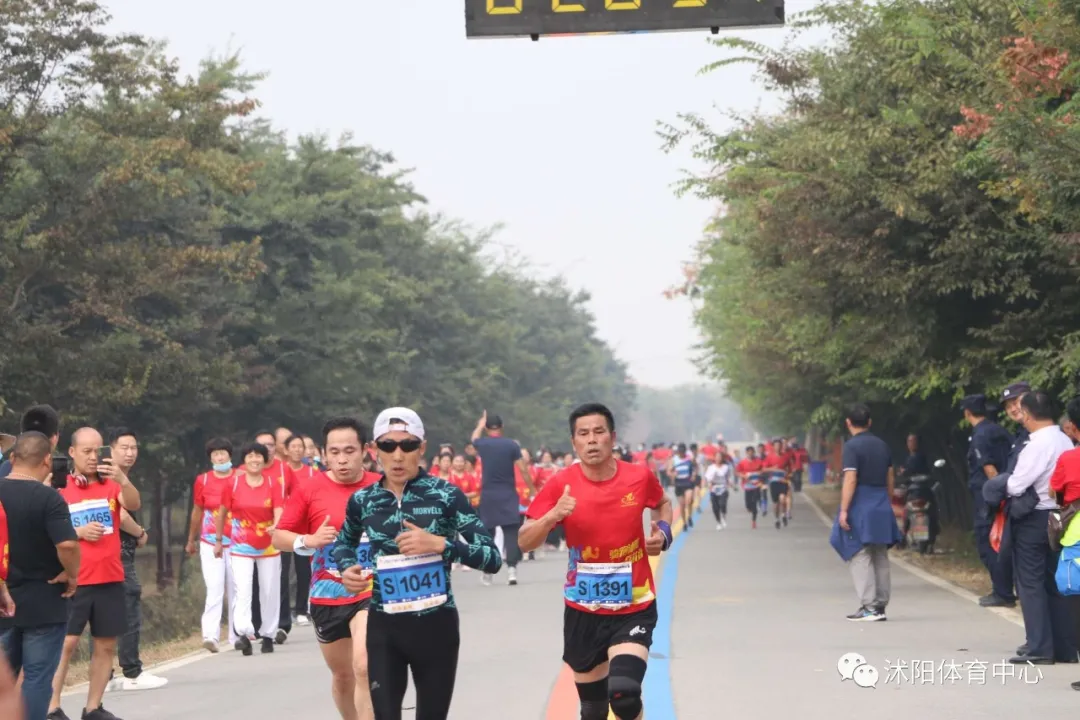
[575,678,608,720]
[608,655,647,720]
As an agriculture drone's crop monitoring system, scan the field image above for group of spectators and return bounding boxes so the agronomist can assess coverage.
[0,404,156,720]
[962,383,1080,682]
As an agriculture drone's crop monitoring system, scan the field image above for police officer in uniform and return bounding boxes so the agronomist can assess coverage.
[962,394,1015,608]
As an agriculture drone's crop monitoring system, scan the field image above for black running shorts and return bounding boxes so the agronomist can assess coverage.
[769,481,788,504]
[311,599,369,645]
[562,602,657,674]
[67,582,126,638]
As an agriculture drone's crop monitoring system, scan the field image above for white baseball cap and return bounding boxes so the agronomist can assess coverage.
[373,407,425,441]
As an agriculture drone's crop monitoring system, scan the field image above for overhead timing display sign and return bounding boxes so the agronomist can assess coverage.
[465,0,785,39]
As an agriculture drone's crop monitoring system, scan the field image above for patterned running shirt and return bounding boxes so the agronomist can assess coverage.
[332,471,502,615]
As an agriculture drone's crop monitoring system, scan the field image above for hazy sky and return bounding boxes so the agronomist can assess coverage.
[103,0,818,388]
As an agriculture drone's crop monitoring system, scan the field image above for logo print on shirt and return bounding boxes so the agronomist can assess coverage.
[629,626,646,637]
[582,546,600,561]
[620,492,637,508]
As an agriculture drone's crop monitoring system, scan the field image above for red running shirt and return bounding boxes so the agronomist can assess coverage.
[526,461,665,616]
[1051,448,1080,505]
[737,458,765,489]
[222,474,285,557]
[61,478,124,585]
[278,470,381,606]
[267,458,298,499]
[193,471,235,546]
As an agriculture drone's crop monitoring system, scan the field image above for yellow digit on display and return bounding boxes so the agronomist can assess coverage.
[606,0,642,8]
[674,0,707,6]
[553,0,585,11]
[487,0,523,14]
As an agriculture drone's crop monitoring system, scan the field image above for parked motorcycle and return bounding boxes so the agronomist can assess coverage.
[904,458,944,554]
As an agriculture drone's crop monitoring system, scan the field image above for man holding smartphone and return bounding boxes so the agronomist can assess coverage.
[48,428,140,720]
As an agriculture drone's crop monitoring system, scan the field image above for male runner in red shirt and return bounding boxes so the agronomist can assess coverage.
[736,447,765,529]
[275,418,380,720]
[520,403,673,720]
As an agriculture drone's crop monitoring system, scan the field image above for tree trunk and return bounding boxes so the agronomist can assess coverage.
[155,476,167,591]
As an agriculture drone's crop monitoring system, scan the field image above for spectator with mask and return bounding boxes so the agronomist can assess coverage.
[103,428,165,692]
[962,394,1016,608]
[1004,391,1076,665]
[184,438,238,654]
[0,432,79,720]
[49,427,141,720]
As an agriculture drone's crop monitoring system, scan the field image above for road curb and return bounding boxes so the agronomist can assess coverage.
[800,490,1024,628]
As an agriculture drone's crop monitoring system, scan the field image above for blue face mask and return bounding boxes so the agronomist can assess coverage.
[212,462,233,473]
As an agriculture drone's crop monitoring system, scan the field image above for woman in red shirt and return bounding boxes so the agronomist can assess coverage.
[215,442,284,656]
[184,438,238,653]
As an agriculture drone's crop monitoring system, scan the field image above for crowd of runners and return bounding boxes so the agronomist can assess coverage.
[179,403,680,720]
[0,399,771,720]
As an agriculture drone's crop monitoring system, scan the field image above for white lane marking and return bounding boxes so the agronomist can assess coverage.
[799,491,1024,628]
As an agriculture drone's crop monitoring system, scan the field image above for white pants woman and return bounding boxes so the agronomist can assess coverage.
[230,553,281,640]
[199,542,238,649]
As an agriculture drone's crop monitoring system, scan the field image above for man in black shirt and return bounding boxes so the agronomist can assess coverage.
[0,432,80,720]
[104,428,164,692]
[471,412,534,587]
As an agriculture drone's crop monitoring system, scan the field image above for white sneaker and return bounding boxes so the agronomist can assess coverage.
[481,573,493,586]
[295,614,311,626]
[508,567,518,586]
[721,517,727,529]
[202,639,219,653]
[716,523,722,531]
[117,672,169,691]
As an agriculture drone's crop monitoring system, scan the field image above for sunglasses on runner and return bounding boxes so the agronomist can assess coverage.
[375,438,423,454]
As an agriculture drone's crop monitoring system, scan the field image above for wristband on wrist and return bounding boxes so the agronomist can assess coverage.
[657,520,673,551]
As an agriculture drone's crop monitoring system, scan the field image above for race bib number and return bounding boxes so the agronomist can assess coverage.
[376,553,447,614]
[573,562,633,610]
[69,498,114,535]
[357,533,373,569]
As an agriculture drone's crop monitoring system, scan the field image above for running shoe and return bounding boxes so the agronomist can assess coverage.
[846,607,885,622]
[47,709,71,720]
[508,567,518,586]
[112,672,168,691]
[295,614,311,626]
[82,706,122,720]
[202,639,219,653]
[481,573,493,586]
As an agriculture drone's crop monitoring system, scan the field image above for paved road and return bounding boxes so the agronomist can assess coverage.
[62,492,1080,719]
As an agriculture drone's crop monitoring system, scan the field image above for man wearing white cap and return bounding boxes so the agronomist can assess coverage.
[333,408,502,720]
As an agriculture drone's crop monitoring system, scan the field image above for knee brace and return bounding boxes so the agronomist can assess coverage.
[575,678,608,720]
[608,655,647,720]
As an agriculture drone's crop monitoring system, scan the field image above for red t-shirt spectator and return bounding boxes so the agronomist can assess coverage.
[0,500,8,582]
[61,477,124,585]
[193,471,235,546]
[1051,448,1080,505]
[222,473,285,558]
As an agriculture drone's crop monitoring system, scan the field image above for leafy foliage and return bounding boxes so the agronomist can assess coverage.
[0,1,633,505]
[663,0,1080,458]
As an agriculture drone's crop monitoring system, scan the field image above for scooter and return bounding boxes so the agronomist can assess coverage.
[904,458,944,554]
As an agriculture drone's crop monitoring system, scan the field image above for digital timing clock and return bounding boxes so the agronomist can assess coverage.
[464,0,784,39]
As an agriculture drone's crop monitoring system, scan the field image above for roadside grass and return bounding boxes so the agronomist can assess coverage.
[804,485,991,598]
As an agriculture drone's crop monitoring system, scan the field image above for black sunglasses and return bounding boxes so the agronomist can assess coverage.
[376,439,423,454]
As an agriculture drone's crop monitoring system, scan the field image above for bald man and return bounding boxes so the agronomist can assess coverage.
[48,428,140,720]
